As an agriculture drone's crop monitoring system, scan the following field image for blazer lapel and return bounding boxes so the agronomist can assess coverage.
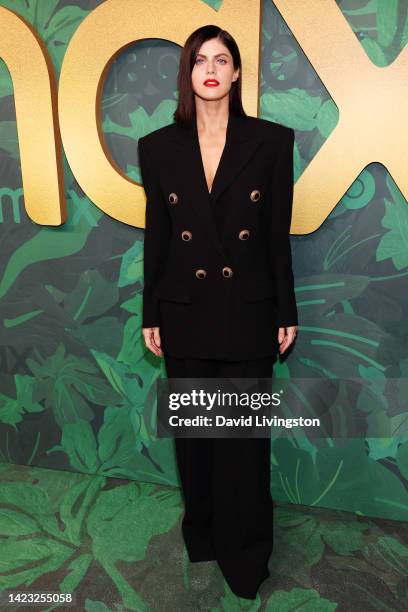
[169,111,264,256]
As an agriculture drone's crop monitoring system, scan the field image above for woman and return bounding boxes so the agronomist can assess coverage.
[138,25,298,600]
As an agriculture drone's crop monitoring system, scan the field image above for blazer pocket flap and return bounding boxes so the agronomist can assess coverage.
[154,280,192,303]
[241,280,275,302]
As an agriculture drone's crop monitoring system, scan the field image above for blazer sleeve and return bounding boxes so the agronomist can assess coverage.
[138,136,171,328]
[267,127,298,328]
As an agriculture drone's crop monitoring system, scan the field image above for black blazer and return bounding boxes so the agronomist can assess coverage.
[138,111,298,360]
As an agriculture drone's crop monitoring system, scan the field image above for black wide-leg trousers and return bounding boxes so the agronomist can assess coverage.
[163,353,276,600]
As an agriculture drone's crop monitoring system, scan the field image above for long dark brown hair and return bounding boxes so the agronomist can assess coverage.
[174,25,247,125]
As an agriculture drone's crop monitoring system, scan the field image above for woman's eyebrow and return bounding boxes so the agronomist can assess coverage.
[196,52,229,58]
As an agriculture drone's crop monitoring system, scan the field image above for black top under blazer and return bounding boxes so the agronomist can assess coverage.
[138,110,298,360]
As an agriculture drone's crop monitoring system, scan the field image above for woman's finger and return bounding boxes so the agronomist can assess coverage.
[143,327,163,356]
[278,326,297,354]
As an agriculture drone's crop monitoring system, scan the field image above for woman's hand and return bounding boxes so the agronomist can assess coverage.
[142,326,163,357]
[278,325,297,354]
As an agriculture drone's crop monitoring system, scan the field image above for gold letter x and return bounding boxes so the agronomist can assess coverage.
[275,0,408,234]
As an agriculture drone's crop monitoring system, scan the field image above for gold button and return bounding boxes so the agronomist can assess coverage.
[250,189,261,202]
[239,229,250,240]
[195,268,207,279]
[222,266,233,278]
[168,192,178,204]
[181,230,192,241]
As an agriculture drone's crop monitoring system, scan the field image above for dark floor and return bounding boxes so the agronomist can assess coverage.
[0,461,407,611]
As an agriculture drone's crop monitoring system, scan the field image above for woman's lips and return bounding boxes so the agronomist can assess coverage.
[204,80,219,86]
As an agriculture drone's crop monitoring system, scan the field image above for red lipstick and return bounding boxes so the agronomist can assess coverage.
[204,79,220,86]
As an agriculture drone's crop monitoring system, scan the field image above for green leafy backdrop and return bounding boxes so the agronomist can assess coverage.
[0,0,407,522]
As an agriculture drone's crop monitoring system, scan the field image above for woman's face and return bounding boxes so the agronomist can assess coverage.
[191,38,239,103]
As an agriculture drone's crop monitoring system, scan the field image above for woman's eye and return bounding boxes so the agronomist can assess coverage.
[195,57,227,65]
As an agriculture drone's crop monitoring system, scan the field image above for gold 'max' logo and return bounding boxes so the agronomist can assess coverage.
[0,0,402,233]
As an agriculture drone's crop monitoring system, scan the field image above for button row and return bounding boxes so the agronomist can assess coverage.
[195,267,233,279]
[168,189,261,204]
[180,229,250,242]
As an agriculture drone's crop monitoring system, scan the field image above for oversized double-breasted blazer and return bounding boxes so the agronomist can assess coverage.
[138,110,298,360]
